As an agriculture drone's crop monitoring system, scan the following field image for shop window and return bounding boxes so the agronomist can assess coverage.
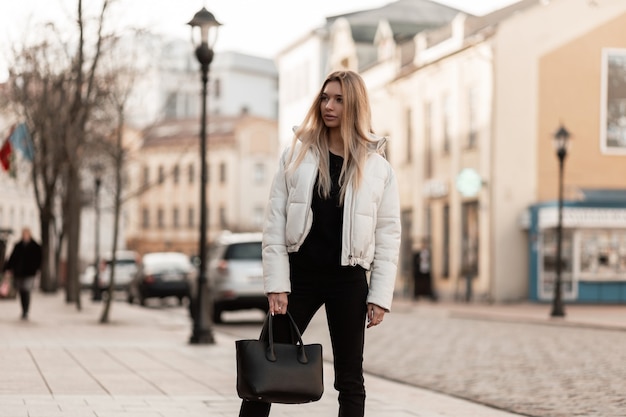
[461,201,479,276]
[578,230,626,280]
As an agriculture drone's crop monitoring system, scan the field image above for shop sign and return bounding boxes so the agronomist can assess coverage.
[538,207,626,229]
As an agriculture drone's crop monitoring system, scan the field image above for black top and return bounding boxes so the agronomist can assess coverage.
[290,152,344,272]
[4,239,42,277]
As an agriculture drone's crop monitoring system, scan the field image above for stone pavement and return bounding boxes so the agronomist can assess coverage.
[354,300,626,417]
[223,299,626,417]
[3,293,626,417]
[0,291,525,417]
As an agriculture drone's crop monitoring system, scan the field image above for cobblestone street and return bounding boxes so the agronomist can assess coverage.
[361,308,626,417]
[224,301,626,417]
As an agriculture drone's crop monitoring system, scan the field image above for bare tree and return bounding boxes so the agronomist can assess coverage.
[5,0,118,308]
[96,36,140,323]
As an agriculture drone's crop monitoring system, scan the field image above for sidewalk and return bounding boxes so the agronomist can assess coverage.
[393,297,626,332]
[2,292,624,417]
[0,292,527,417]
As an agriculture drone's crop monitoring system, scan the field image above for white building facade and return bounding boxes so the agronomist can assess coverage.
[276,0,626,302]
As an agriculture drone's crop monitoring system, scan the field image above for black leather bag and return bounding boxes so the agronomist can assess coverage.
[236,311,324,404]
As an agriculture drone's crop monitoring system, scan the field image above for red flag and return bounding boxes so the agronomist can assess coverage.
[0,139,12,171]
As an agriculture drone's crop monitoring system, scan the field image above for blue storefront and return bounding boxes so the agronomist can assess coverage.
[525,194,626,303]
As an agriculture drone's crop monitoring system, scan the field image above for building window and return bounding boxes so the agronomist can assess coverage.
[600,48,626,154]
[424,102,433,178]
[164,91,177,118]
[254,206,265,228]
[442,94,452,155]
[157,208,165,229]
[468,87,478,149]
[173,207,179,228]
[254,163,265,184]
[213,78,221,99]
[442,204,450,278]
[158,165,165,184]
[172,165,179,184]
[219,162,227,184]
[187,207,195,228]
[219,206,227,228]
[188,163,195,184]
[405,107,412,164]
[142,208,150,229]
[143,166,149,187]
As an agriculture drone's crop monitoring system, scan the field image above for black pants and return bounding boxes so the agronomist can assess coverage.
[15,276,34,318]
[239,267,368,417]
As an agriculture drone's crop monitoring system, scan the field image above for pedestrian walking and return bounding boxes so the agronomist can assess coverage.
[2,227,42,320]
[238,70,401,417]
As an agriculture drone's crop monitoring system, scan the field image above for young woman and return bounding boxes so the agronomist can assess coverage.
[239,70,401,417]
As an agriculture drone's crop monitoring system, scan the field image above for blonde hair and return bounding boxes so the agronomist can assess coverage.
[288,70,374,203]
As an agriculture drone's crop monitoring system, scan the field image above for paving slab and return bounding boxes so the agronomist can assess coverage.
[0,291,526,417]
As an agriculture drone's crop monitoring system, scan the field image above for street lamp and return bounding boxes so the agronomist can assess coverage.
[550,125,570,318]
[91,163,104,301]
[188,7,221,345]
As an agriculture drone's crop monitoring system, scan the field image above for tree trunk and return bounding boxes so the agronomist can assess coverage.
[64,165,82,309]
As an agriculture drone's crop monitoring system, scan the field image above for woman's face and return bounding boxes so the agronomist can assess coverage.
[320,80,343,129]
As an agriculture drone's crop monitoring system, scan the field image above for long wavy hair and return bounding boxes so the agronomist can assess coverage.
[287,70,374,203]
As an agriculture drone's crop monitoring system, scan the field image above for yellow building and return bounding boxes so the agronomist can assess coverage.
[125,115,279,256]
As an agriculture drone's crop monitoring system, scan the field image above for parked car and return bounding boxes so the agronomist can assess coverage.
[80,250,139,291]
[127,252,195,306]
[193,232,266,323]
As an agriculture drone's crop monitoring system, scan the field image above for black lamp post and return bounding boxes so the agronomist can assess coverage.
[550,125,570,318]
[188,7,221,345]
[91,163,104,301]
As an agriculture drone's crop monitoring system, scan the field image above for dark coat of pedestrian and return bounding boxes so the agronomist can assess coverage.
[2,227,42,319]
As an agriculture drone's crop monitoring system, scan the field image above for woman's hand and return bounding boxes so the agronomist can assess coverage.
[267,292,288,315]
[367,303,386,328]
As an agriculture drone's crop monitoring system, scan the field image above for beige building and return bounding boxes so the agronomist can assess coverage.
[373,0,626,301]
[278,0,626,302]
[125,115,279,256]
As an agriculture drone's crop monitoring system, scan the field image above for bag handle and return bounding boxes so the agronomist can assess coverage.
[264,312,309,364]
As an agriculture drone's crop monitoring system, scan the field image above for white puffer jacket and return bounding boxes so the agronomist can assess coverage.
[262,137,401,311]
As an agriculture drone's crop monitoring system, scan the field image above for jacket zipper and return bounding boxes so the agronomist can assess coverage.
[347,183,357,266]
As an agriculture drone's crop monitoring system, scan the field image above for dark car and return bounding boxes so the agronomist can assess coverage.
[127,252,195,306]
[191,232,267,323]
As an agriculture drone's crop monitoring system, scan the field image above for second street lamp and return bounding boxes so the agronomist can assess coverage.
[550,125,570,318]
[91,163,104,302]
[188,7,221,345]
